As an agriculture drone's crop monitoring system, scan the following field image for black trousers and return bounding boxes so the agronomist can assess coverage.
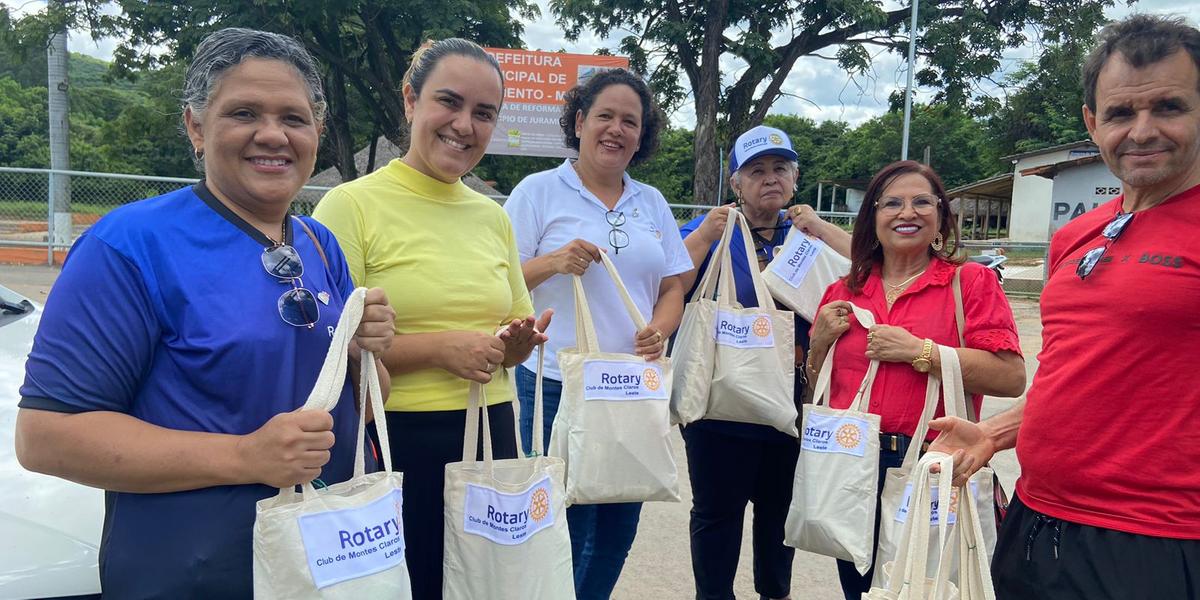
[371,403,518,600]
[683,424,801,600]
[992,493,1200,600]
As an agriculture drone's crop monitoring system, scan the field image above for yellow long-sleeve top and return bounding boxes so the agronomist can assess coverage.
[313,159,533,411]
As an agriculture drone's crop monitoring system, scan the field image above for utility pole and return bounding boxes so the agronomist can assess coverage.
[900,0,920,161]
[46,0,71,265]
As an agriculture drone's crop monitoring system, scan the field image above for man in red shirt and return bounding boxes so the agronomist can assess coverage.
[929,14,1200,599]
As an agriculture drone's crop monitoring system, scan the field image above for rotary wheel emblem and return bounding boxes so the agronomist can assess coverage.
[642,368,661,391]
[835,424,861,449]
[529,488,550,523]
[752,316,772,337]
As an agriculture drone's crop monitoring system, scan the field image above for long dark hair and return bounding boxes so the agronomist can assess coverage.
[846,160,961,294]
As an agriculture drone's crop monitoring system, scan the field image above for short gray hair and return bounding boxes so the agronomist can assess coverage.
[1083,15,1200,112]
[183,28,327,166]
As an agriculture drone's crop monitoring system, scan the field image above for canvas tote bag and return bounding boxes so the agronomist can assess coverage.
[764,225,851,322]
[443,346,575,599]
[253,287,412,599]
[784,302,882,575]
[548,252,680,504]
[872,345,998,588]
[865,451,958,600]
[671,210,797,434]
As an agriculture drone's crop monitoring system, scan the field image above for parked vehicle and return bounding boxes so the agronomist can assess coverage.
[0,284,102,599]
[967,251,1008,284]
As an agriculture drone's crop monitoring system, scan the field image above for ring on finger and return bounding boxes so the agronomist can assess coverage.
[485,362,496,373]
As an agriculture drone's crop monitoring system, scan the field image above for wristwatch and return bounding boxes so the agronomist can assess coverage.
[911,338,934,373]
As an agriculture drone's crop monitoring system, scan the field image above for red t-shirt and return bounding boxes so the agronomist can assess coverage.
[1017,185,1200,539]
[816,258,1022,438]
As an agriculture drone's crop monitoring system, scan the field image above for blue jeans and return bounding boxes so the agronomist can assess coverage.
[516,365,643,600]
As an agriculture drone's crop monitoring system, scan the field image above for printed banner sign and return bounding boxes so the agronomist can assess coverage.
[801,413,868,457]
[582,359,668,401]
[895,482,980,525]
[769,234,827,288]
[483,48,629,157]
[713,310,775,349]
[463,476,557,546]
[297,489,406,589]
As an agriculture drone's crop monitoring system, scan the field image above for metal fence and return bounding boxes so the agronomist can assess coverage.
[1,167,733,264]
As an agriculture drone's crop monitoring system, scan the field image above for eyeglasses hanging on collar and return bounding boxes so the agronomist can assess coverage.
[606,210,629,255]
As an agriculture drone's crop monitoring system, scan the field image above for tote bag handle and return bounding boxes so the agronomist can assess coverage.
[287,288,392,500]
[810,302,880,413]
[571,251,651,354]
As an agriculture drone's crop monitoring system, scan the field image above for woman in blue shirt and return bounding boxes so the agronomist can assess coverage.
[678,125,850,600]
[14,28,394,598]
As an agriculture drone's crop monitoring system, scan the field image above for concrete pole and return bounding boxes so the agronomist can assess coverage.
[46,2,71,265]
[900,0,920,161]
[816,181,824,211]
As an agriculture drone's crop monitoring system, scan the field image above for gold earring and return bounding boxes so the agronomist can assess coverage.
[931,233,944,252]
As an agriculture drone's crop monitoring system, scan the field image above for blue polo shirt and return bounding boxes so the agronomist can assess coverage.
[19,184,366,598]
[680,211,809,441]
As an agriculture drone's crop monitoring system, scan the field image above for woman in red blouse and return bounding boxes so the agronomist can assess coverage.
[806,160,1026,599]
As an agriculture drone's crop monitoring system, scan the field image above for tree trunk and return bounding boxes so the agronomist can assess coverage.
[326,67,358,181]
[690,0,730,205]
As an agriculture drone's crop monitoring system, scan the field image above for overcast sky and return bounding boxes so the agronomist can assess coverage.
[8,0,1199,127]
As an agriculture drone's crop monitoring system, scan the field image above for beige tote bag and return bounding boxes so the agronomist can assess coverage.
[764,226,851,322]
[672,211,798,434]
[872,345,997,588]
[443,346,575,600]
[548,252,680,504]
[784,302,882,575]
[865,451,958,600]
[253,288,412,599]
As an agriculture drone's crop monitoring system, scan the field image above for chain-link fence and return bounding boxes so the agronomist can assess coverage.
[1,167,733,265]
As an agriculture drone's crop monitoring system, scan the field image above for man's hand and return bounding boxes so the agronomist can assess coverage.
[928,416,997,486]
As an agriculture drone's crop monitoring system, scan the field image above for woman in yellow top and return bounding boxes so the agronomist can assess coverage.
[313,38,550,599]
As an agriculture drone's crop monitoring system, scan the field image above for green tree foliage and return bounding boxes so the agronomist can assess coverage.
[551,0,1122,204]
[816,104,999,191]
[13,0,538,180]
[986,41,1093,157]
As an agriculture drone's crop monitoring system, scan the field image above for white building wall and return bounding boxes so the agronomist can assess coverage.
[1048,162,1123,237]
[1008,148,1082,241]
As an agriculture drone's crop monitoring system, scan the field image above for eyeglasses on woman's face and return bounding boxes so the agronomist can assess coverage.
[874,194,941,216]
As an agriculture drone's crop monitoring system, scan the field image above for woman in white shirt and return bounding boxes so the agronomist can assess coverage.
[503,68,692,600]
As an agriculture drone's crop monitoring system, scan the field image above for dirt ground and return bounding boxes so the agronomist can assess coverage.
[0,264,1043,600]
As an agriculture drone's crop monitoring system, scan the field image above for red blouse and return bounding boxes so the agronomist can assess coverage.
[815,258,1022,438]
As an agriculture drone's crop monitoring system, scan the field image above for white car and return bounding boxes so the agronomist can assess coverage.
[0,284,102,599]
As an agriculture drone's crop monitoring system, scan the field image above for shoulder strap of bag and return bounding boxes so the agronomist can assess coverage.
[951,266,979,422]
[294,216,331,271]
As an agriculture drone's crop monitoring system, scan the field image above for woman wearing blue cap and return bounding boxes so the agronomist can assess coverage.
[678,125,850,600]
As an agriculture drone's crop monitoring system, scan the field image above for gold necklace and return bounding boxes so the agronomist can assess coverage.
[883,268,925,304]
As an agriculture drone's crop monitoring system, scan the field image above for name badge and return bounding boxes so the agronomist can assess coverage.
[770,234,827,288]
[713,310,775,349]
[895,482,978,525]
[582,359,668,401]
[463,476,556,546]
[801,413,868,457]
[297,488,406,589]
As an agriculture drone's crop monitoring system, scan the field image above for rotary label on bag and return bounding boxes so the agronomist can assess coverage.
[713,310,775,348]
[770,234,827,288]
[464,476,556,546]
[582,359,668,401]
[297,488,406,589]
[801,413,868,457]
[895,481,980,525]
